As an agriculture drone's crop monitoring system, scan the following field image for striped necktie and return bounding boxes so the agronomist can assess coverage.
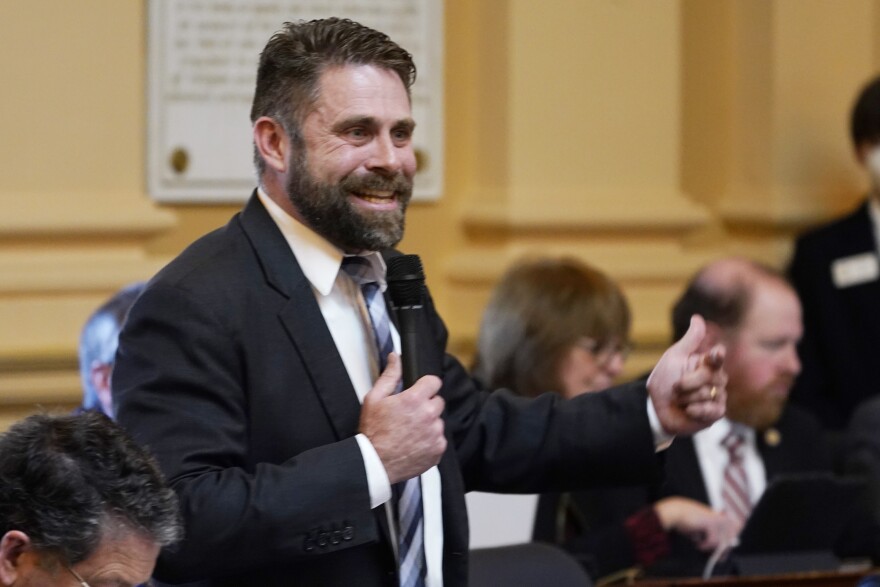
[341,256,427,587]
[721,429,752,528]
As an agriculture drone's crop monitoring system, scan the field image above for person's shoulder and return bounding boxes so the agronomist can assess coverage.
[775,403,825,436]
[847,395,880,436]
[153,215,248,285]
[795,200,870,249]
[142,205,282,321]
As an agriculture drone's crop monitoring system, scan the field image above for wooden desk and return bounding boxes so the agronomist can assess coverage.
[634,569,874,587]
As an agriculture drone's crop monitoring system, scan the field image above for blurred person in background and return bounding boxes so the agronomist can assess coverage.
[472,256,630,398]
[78,282,145,418]
[790,74,880,433]
[646,257,833,577]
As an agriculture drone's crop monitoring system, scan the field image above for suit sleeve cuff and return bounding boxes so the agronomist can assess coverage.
[355,433,392,508]
[647,398,675,452]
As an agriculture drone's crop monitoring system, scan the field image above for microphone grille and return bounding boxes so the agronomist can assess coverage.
[387,255,425,306]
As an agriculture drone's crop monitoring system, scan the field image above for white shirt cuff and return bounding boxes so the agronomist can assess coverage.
[647,398,675,452]
[355,433,392,508]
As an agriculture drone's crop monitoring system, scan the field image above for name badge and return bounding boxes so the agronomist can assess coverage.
[831,252,880,289]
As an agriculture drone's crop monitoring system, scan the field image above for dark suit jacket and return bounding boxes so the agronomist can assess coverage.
[534,406,831,579]
[789,201,880,430]
[114,193,660,587]
[843,395,880,561]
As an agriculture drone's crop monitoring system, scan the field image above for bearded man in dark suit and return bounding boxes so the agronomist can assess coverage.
[114,18,727,587]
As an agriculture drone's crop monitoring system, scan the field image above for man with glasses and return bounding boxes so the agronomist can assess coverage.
[0,412,181,587]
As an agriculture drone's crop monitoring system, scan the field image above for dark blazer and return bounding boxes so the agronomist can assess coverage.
[789,201,880,430]
[843,395,880,561]
[114,193,660,587]
[534,406,831,579]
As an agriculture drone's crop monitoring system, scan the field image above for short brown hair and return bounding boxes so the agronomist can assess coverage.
[473,257,631,398]
[250,18,416,174]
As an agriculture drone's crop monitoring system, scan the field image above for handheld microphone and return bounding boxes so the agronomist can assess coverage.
[386,255,427,389]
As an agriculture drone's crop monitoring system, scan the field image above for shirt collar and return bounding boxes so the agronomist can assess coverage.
[256,188,388,295]
[699,417,755,446]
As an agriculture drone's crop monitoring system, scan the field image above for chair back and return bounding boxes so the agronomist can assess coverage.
[469,542,593,587]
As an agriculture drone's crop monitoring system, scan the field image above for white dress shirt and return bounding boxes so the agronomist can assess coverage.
[257,189,444,587]
[693,418,767,512]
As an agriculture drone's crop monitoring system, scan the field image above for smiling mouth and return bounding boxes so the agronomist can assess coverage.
[351,190,396,204]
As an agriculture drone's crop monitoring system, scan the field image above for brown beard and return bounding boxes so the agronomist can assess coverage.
[726,380,791,430]
[285,149,413,252]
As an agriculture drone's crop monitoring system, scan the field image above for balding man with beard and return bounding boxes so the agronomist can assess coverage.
[652,257,833,576]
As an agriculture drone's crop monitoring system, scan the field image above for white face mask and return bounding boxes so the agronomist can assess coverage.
[866,145,880,193]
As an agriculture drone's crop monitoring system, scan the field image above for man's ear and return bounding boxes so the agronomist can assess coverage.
[89,360,114,418]
[253,116,290,174]
[0,530,31,584]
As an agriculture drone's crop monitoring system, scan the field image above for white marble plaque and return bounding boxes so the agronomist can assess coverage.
[148,0,444,203]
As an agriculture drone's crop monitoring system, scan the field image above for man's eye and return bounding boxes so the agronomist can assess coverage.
[760,340,786,351]
[392,129,412,145]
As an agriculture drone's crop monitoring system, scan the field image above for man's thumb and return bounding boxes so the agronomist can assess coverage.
[365,352,402,402]
[677,314,707,354]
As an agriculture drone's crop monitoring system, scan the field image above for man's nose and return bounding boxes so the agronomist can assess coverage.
[365,134,405,175]
[782,344,801,375]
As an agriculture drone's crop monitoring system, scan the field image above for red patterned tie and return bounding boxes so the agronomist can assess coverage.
[721,429,751,527]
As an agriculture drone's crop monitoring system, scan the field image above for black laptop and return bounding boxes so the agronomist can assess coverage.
[730,473,867,575]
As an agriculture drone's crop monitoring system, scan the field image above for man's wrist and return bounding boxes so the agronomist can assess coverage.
[355,433,392,508]
[647,399,674,451]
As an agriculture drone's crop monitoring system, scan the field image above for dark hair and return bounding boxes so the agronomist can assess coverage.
[472,257,631,398]
[0,412,181,564]
[79,282,146,412]
[671,258,786,341]
[851,74,880,149]
[250,17,416,174]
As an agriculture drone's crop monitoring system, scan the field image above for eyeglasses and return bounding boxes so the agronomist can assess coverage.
[64,563,155,587]
[577,337,633,367]
[64,563,90,587]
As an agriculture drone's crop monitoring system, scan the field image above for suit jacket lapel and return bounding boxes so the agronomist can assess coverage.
[238,192,362,439]
[240,194,399,553]
[756,415,799,479]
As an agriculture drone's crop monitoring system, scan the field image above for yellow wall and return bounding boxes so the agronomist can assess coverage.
[2,0,879,429]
